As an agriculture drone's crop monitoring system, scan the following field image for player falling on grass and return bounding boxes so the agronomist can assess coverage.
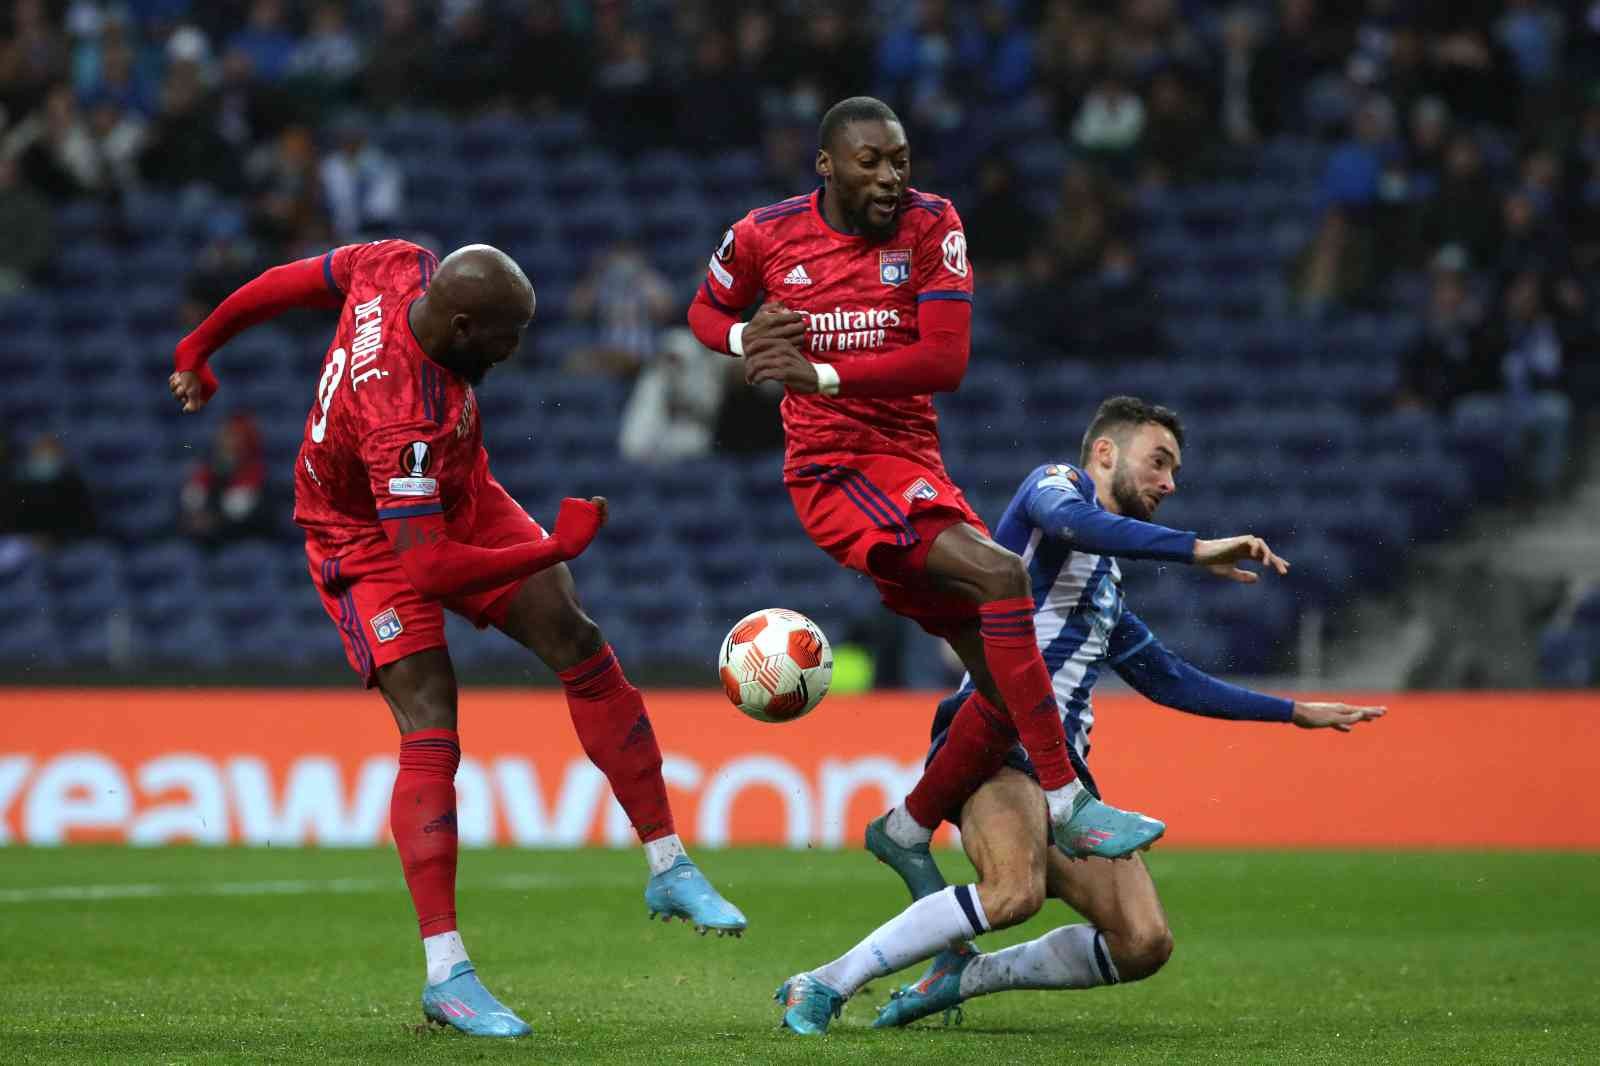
[778,397,1385,1034]
[169,240,745,1039]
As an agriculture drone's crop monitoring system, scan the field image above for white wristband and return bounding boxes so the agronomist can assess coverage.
[813,362,841,396]
[728,322,747,357]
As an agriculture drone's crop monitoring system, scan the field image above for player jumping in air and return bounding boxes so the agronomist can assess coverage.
[170,240,745,1039]
[785,397,1385,1033]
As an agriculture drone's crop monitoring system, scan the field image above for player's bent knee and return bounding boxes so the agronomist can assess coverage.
[980,877,1046,929]
[1115,923,1175,982]
[980,548,1030,602]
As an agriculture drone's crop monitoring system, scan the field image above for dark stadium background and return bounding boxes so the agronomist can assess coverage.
[1,0,1597,690]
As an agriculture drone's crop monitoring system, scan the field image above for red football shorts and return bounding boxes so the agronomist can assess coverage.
[305,475,545,687]
[787,454,989,638]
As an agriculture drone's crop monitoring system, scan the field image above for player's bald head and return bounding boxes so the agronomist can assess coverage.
[416,244,536,385]
[430,244,535,325]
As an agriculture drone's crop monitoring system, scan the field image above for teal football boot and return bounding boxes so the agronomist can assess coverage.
[865,812,949,901]
[645,855,747,935]
[1054,790,1165,859]
[872,943,978,1028]
[775,973,846,1035]
[421,961,532,1038]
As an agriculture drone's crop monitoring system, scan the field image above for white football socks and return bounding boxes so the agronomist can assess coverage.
[811,885,990,998]
[959,924,1118,998]
[643,833,688,876]
[1044,780,1086,825]
[885,803,934,848]
[423,930,471,986]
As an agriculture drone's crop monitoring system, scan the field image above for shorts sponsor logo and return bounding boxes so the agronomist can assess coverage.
[398,441,431,477]
[879,249,910,287]
[902,477,938,502]
[370,607,404,643]
[941,231,968,278]
[388,476,438,497]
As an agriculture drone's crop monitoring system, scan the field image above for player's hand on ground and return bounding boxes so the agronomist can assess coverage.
[553,496,607,559]
[169,370,210,413]
[1291,701,1386,732]
[745,343,821,393]
[1192,535,1289,578]
[742,301,807,357]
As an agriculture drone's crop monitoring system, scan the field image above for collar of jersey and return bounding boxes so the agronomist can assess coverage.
[810,186,892,244]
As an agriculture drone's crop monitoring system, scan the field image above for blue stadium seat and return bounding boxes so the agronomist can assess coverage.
[627,150,696,197]
[209,541,285,593]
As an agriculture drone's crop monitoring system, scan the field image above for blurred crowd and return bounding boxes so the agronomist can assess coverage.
[2,0,1598,528]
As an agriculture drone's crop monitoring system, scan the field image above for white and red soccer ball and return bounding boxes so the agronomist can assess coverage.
[717,608,834,723]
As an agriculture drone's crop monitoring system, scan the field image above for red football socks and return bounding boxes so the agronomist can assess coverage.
[904,689,1018,828]
[560,645,676,843]
[978,597,1077,790]
[391,728,461,938]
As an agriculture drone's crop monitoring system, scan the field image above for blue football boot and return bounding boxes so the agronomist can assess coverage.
[421,961,532,1038]
[775,973,846,1035]
[1054,789,1165,859]
[865,812,949,901]
[644,855,747,935]
[872,943,978,1028]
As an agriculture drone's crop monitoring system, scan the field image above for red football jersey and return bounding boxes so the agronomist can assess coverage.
[701,187,974,474]
[292,240,489,551]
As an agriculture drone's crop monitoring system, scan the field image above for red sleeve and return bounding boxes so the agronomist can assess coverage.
[913,201,974,303]
[173,247,356,401]
[688,217,763,353]
[377,507,569,598]
[831,298,971,397]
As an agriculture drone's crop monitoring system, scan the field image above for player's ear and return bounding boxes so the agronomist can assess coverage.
[816,148,831,180]
[451,312,472,341]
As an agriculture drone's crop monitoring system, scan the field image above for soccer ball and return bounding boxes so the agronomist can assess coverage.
[717,608,834,723]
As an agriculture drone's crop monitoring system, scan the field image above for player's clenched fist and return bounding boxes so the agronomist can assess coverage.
[745,344,821,393]
[553,496,608,559]
[168,369,213,413]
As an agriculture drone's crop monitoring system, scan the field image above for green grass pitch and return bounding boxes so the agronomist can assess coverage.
[4,847,1597,1064]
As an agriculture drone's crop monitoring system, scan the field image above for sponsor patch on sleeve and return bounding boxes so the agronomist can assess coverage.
[389,476,438,497]
[1036,464,1081,494]
[709,228,736,288]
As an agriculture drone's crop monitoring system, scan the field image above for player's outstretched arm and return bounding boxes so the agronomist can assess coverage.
[170,252,348,410]
[1108,611,1297,723]
[381,497,606,599]
[1030,484,1197,562]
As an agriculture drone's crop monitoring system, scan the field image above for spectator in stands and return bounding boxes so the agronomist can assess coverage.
[6,0,67,115]
[790,7,871,118]
[0,156,54,294]
[674,29,760,152]
[589,16,670,153]
[245,122,325,250]
[360,0,430,111]
[84,93,147,194]
[1139,66,1215,187]
[289,1,365,95]
[1068,237,1165,359]
[179,411,272,545]
[1397,245,1489,413]
[75,19,157,117]
[503,0,590,116]
[319,113,402,241]
[430,1,506,113]
[13,432,95,546]
[1417,133,1502,268]
[617,328,724,465]
[226,0,297,85]
[1456,269,1586,496]
[1243,0,1344,140]
[567,240,675,377]
[1037,3,1109,123]
[2,82,101,199]
[139,44,239,192]
[1217,5,1265,146]
[958,0,1035,103]
[1070,73,1145,174]
[964,156,1039,281]
[1295,94,1398,313]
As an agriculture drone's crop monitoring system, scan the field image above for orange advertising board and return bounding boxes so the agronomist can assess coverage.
[0,689,1595,848]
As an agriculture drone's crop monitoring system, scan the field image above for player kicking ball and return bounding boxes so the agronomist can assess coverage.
[169,241,744,1039]
[779,397,1384,1033]
[688,97,1167,880]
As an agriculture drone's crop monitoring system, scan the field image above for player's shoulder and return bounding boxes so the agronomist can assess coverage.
[1025,462,1092,498]
[745,190,816,228]
[903,186,955,222]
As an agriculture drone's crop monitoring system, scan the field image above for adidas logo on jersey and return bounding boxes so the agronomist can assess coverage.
[783,264,813,286]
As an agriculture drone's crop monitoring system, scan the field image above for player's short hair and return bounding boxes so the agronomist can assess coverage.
[1079,396,1186,466]
[818,96,902,153]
